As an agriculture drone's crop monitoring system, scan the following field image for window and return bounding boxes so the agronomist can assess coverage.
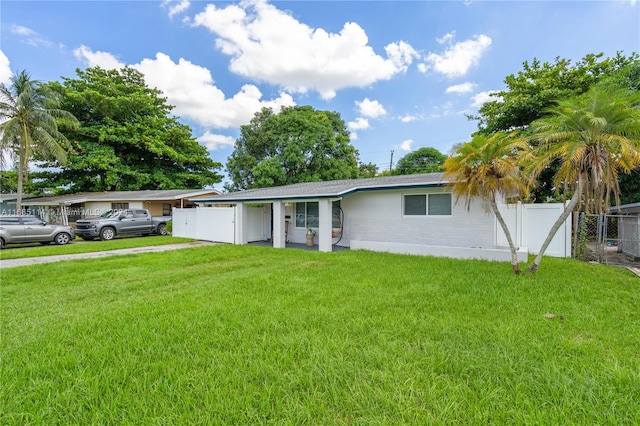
[294,201,341,228]
[0,217,21,225]
[404,195,426,216]
[134,210,148,218]
[111,202,129,211]
[403,193,452,216]
[162,203,172,216]
[22,217,45,226]
[296,202,319,228]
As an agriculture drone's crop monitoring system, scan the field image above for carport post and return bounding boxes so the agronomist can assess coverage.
[235,203,248,245]
[318,199,333,252]
[272,201,286,248]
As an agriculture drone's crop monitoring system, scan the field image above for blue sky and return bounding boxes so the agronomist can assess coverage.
[1,0,638,189]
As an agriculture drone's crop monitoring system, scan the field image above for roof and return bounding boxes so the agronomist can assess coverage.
[0,194,35,202]
[21,189,220,206]
[610,202,640,214]
[193,173,449,203]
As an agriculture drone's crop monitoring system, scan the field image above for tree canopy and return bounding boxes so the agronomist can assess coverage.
[472,52,639,135]
[0,70,78,209]
[226,106,360,191]
[37,67,222,193]
[470,52,640,203]
[394,147,446,175]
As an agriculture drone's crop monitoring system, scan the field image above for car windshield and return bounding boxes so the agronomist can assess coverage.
[99,210,122,218]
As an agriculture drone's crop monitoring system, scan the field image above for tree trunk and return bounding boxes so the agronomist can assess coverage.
[490,197,520,275]
[16,139,26,213]
[528,178,583,272]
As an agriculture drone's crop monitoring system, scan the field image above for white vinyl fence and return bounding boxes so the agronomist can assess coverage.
[496,202,571,257]
[172,207,235,243]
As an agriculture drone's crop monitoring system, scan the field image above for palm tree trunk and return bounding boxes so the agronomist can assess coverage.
[528,177,583,272]
[16,137,26,213]
[490,197,520,274]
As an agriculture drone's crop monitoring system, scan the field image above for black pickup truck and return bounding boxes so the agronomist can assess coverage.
[75,209,171,241]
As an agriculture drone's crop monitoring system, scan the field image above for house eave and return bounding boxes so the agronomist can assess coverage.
[192,181,449,204]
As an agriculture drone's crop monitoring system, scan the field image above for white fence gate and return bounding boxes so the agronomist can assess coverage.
[172,207,235,243]
[496,202,571,257]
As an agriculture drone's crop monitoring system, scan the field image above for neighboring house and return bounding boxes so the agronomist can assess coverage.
[0,194,34,215]
[21,189,220,225]
[610,203,640,258]
[181,173,571,262]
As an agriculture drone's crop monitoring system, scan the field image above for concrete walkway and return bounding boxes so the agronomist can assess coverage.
[0,241,215,269]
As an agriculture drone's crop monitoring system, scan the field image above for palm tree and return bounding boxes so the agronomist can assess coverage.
[526,84,640,272]
[0,70,78,211]
[444,132,531,274]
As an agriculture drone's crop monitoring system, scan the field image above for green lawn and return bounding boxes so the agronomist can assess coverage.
[0,235,194,260]
[1,245,638,424]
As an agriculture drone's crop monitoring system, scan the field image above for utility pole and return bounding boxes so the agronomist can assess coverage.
[389,150,394,174]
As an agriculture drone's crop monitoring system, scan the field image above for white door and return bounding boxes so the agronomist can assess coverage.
[247,205,267,242]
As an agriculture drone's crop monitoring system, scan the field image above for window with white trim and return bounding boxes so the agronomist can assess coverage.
[294,201,342,228]
[295,202,319,228]
[403,193,452,216]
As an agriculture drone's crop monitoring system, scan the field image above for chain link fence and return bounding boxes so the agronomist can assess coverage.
[576,213,640,266]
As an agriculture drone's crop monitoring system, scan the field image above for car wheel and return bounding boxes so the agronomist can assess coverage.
[54,232,72,245]
[0,238,4,249]
[157,223,167,235]
[100,227,116,241]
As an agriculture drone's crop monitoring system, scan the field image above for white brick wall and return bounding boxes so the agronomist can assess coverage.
[339,188,495,249]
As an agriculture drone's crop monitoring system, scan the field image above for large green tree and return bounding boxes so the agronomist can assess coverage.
[395,147,446,175]
[226,106,359,191]
[38,67,222,192]
[0,70,78,210]
[470,52,640,203]
[444,133,530,275]
[526,84,640,272]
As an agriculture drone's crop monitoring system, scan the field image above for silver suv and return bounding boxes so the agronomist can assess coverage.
[0,216,75,248]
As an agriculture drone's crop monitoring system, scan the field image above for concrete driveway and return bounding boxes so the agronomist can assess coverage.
[0,241,215,269]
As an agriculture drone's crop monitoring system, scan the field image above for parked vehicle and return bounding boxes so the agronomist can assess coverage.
[0,216,75,248]
[75,209,171,241]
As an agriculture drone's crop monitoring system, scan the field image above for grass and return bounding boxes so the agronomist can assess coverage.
[0,235,194,260]
[1,245,638,424]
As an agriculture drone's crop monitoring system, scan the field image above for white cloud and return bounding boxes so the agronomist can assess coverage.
[73,45,125,69]
[421,33,492,78]
[72,47,296,130]
[162,0,190,18]
[399,114,420,123]
[400,139,414,151]
[10,25,53,48]
[134,52,296,128]
[348,117,369,132]
[446,82,476,94]
[0,50,12,85]
[356,98,387,118]
[436,32,455,45]
[471,90,499,108]
[198,131,235,150]
[192,0,418,99]
[10,25,36,36]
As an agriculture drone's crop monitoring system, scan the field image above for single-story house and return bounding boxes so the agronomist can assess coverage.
[182,173,571,262]
[0,194,35,215]
[21,189,220,225]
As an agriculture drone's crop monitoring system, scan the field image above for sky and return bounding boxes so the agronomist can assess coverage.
[1,0,639,190]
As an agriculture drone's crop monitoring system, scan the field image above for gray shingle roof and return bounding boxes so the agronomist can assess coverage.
[193,172,449,203]
[21,189,220,206]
